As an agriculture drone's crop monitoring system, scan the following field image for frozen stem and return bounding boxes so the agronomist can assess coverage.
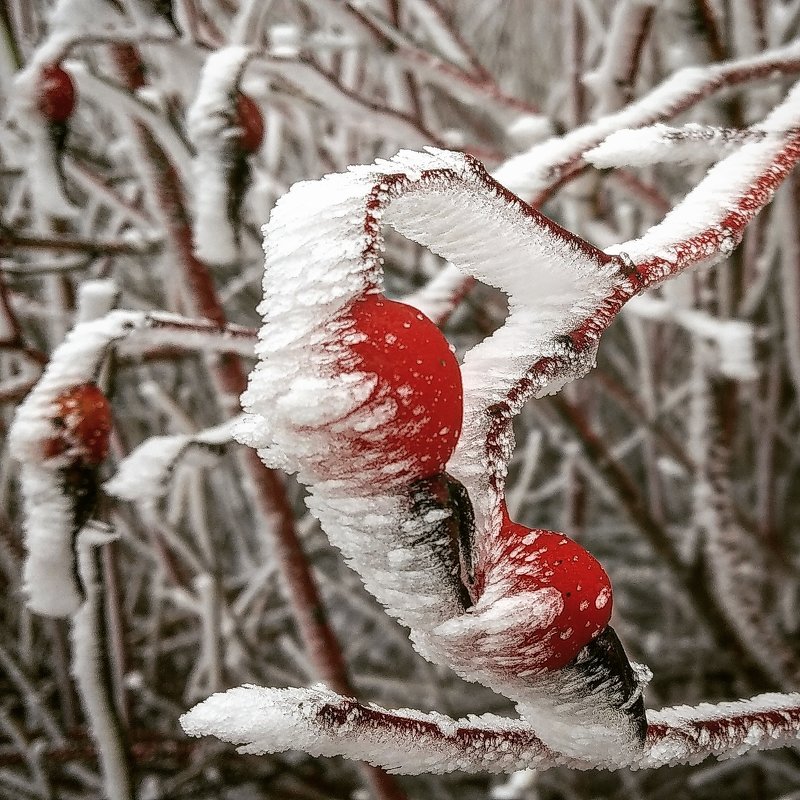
[71,526,132,800]
[182,685,800,774]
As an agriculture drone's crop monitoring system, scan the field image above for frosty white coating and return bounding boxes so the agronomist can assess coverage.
[71,528,132,799]
[181,685,800,773]
[493,39,800,197]
[233,147,642,761]
[604,78,800,269]
[9,311,256,617]
[585,123,772,168]
[105,417,241,502]
[380,150,618,547]
[9,35,79,218]
[10,311,139,617]
[187,46,253,264]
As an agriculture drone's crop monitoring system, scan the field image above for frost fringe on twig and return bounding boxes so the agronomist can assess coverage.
[410,41,800,329]
[72,526,132,800]
[187,46,253,265]
[182,685,800,774]
[105,417,240,502]
[493,39,800,200]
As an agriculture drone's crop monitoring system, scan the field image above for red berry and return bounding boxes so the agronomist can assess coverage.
[235,92,264,154]
[43,383,112,465]
[344,293,462,482]
[36,64,76,123]
[479,506,613,671]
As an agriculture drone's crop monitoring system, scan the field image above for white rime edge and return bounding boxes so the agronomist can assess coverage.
[72,526,132,800]
[412,42,800,330]
[234,147,641,763]
[604,78,800,270]
[584,123,774,168]
[181,685,800,774]
[187,45,253,265]
[105,416,241,502]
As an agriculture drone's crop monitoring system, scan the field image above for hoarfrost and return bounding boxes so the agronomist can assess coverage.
[181,684,552,775]
[231,148,644,763]
[585,124,771,168]
[9,46,79,218]
[105,417,240,502]
[182,686,800,773]
[605,80,800,272]
[187,46,253,265]
[493,40,800,198]
[71,526,132,799]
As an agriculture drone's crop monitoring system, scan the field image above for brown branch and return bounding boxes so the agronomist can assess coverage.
[693,0,727,64]
[0,232,159,257]
[328,0,541,115]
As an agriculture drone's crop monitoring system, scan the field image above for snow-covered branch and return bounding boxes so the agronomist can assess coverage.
[220,76,800,773]
[182,685,800,774]
[494,40,800,201]
[105,417,240,503]
[9,310,254,616]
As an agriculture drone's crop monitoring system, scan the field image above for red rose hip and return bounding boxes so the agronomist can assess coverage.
[345,293,462,481]
[44,383,112,465]
[36,64,76,123]
[235,92,264,154]
[479,506,613,671]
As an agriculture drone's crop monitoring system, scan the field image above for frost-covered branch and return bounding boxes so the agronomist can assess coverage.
[8,310,255,616]
[71,526,132,800]
[235,146,650,762]
[182,685,800,774]
[105,417,240,503]
[585,123,784,167]
[188,46,255,265]
[224,75,800,770]
[494,40,800,201]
